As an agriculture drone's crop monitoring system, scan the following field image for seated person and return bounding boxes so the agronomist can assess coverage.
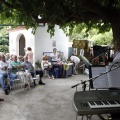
[41,55,55,79]
[5,53,10,61]
[22,56,45,85]
[70,54,80,74]
[18,55,24,64]
[10,55,33,87]
[57,53,62,62]
[50,48,59,61]
[0,54,17,95]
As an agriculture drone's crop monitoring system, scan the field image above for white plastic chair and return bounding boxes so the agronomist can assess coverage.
[10,70,31,94]
[32,74,39,85]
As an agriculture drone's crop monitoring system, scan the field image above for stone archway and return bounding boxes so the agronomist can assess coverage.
[19,34,25,56]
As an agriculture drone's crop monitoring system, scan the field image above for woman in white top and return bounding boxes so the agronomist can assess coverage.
[50,48,59,61]
[41,55,55,79]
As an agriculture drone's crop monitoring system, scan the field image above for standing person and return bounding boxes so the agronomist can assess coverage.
[22,56,45,85]
[25,47,33,64]
[0,54,17,95]
[70,54,80,74]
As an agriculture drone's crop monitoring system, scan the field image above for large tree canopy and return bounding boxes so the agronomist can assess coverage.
[0,0,120,42]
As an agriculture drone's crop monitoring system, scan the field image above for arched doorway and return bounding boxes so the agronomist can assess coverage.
[19,34,25,56]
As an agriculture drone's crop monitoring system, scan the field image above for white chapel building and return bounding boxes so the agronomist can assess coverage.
[8,25,68,65]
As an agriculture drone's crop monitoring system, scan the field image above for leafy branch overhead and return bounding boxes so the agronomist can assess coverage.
[0,0,120,41]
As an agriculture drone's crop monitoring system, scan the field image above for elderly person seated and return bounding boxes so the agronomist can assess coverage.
[22,56,45,85]
[10,55,33,87]
[18,55,24,63]
[57,53,62,62]
[41,55,55,79]
[0,54,17,95]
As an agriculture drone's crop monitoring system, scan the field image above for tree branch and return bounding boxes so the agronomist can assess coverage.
[0,0,21,9]
[76,0,109,18]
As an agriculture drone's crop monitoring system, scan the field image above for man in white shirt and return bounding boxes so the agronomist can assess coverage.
[0,55,17,95]
[70,54,80,74]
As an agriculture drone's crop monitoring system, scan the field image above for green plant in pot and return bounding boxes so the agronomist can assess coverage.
[35,60,41,69]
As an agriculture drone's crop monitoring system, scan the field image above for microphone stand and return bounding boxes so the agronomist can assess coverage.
[71,63,120,92]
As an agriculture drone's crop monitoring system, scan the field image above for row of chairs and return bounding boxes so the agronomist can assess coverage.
[5,71,40,94]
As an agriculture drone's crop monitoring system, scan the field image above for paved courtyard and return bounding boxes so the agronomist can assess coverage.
[0,74,109,120]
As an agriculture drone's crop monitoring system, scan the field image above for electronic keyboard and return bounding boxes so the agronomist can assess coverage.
[73,90,120,115]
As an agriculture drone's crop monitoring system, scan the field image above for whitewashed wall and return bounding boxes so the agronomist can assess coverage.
[35,25,68,62]
[9,25,68,65]
[9,28,35,55]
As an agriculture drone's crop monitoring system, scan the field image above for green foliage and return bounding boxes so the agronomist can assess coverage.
[0,1,112,31]
[0,45,8,53]
[92,30,113,45]
[0,0,120,42]
[69,23,113,46]
[0,27,9,53]
[35,60,41,69]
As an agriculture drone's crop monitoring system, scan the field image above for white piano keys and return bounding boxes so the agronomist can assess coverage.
[88,100,120,109]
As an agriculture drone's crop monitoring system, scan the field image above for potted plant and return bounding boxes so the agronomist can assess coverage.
[35,60,41,70]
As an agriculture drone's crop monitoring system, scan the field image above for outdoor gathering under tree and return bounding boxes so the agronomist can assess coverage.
[1,1,120,120]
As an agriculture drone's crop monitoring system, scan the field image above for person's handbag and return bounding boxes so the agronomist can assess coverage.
[44,62,51,67]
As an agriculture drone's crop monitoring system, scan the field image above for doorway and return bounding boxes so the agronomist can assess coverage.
[19,34,25,56]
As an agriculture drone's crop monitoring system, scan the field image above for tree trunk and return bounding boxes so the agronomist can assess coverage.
[110,17,120,43]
